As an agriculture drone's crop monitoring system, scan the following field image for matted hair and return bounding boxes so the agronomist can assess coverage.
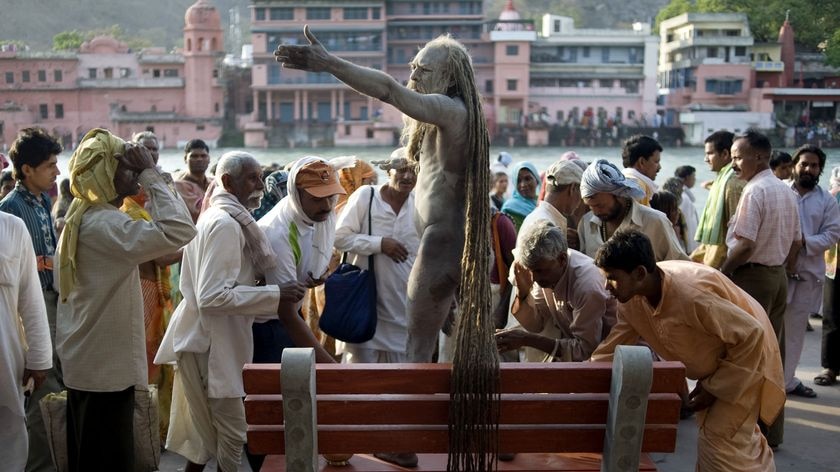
[594,228,657,274]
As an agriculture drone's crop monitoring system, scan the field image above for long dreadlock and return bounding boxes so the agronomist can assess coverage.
[402,35,499,472]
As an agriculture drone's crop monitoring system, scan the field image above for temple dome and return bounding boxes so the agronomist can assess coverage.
[185,0,221,29]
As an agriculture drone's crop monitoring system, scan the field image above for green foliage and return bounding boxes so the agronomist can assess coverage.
[52,30,86,51]
[826,30,840,67]
[0,39,29,49]
[654,0,694,32]
[52,25,153,52]
[662,0,839,53]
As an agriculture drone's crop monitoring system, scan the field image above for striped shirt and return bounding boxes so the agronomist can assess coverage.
[0,182,56,290]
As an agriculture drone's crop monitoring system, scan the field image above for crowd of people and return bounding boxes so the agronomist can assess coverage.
[2,29,839,472]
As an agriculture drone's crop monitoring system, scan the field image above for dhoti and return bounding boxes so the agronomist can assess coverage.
[166,351,246,471]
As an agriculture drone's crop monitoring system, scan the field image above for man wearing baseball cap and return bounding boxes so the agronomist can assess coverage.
[250,157,345,468]
[517,160,584,248]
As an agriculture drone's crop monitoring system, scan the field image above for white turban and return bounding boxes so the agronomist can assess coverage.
[580,159,645,200]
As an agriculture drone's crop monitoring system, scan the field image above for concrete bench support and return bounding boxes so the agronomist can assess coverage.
[602,345,653,472]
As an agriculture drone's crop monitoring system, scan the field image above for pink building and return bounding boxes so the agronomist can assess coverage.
[0,0,224,151]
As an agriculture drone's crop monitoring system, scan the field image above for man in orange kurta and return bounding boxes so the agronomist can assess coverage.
[591,229,784,472]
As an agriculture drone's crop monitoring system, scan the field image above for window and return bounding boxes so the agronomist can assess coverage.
[196,124,205,131]
[707,47,718,58]
[507,79,517,91]
[306,7,330,20]
[255,8,265,21]
[55,104,64,119]
[735,46,746,57]
[485,79,493,93]
[505,45,519,56]
[343,7,367,20]
[620,79,639,94]
[4,72,13,84]
[120,68,131,78]
[601,47,609,62]
[554,20,561,33]
[153,69,161,78]
[38,70,46,81]
[39,104,48,119]
[214,102,220,113]
[705,79,743,95]
[725,29,740,36]
[269,7,293,20]
[88,68,97,79]
[164,69,179,77]
[599,79,613,88]
[104,68,113,79]
[372,7,381,19]
[54,69,62,82]
[22,70,30,82]
[582,46,590,58]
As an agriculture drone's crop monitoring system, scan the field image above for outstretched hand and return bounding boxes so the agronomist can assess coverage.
[274,25,331,73]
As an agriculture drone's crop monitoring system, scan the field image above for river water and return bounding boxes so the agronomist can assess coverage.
[58,145,840,212]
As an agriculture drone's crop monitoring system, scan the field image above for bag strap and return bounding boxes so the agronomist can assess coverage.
[339,186,376,267]
[367,186,375,276]
[491,213,508,291]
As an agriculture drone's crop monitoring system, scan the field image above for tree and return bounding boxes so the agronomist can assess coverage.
[826,30,840,67]
[654,0,694,33]
[52,25,151,52]
[52,30,85,51]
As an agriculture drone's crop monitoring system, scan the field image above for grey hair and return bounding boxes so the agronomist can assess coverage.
[132,131,158,145]
[518,220,568,269]
[215,150,259,186]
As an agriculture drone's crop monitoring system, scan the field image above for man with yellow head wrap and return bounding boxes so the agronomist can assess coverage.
[55,128,196,471]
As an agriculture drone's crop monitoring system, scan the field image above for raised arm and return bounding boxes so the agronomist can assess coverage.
[275,25,465,129]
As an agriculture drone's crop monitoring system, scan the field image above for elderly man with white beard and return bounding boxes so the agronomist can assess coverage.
[156,152,306,472]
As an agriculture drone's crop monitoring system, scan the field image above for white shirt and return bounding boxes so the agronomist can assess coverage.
[259,201,317,302]
[517,201,567,250]
[57,169,196,392]
[334,185,420,353]
[680,186,699,253]
[578,199,688,262]
[0,212,51,417]
[155,207,280,398]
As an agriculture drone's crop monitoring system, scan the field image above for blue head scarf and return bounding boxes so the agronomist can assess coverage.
[501,161,540,218]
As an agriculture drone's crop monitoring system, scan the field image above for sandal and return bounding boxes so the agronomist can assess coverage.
[814,369,838,386]
[788,382,817,398]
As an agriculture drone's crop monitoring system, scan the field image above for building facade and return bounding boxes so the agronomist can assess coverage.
[244,0,661,148]
[0,0,224,151]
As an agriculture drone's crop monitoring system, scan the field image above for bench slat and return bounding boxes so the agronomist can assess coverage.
[261,452,661,471]
[243,362,686,395]
[246,424,678,455]
[244,393,680,426]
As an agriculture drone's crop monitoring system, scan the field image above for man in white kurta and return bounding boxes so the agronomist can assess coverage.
[0,212,51,471]
[783,146,840,397]
[156,152,303,472]
[334,158,420,362]
[592,229,784,472]
[258,157,347,365]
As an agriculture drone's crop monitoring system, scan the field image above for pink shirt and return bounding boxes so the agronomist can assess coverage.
[726,169,801,266]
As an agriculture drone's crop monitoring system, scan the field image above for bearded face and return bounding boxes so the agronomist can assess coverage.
[794,152,822,190]
[408,45,450,95]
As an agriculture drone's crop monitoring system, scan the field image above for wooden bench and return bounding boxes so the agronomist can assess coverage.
[243,346,686,471]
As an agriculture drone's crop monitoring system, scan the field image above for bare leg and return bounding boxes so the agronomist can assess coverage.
[406,224,464,362]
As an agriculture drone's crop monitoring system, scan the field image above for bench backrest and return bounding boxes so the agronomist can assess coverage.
[244,347,685,465]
